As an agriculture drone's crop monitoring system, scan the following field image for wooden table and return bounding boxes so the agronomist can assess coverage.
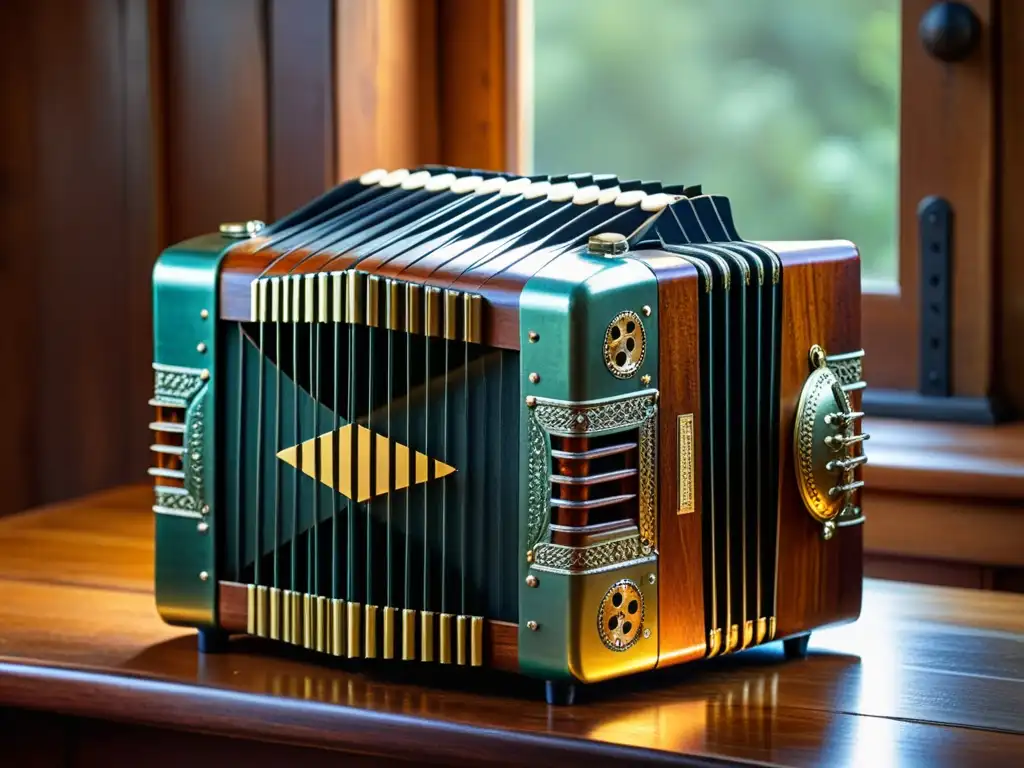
[0,486,1021,766]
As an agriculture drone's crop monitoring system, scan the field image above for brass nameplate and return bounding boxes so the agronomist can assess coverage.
[677,413,695,515]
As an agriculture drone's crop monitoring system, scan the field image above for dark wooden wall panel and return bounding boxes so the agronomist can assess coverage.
[268,0,335,219]
[164,0,269,242]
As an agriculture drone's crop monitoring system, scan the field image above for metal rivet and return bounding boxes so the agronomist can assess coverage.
[199,571,209,582]
[528,331,540,343]
[526,575,539,588]
[197,522,209,533]
[220,220,265,238]
[197,342,207,354]
[201,504,210,516]
[647,573,657,585]
[200,369,210,381]
[191,452,201,461]
[641,374,652,386]
[200,309,209,320]
[587,231,628,257]
[526,550,534,564]
[528,372,540,384]
[643,628,652,639]
[527,620,539,631]
[642,305,652,317]
[525,396,537,407]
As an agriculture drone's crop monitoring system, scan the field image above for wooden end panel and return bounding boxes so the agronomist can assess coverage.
[639,255,707,666]
[772,241,864,640]
[217,582,518,672]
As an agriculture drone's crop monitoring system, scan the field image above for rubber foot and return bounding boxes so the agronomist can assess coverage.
[197,627,231,654]
[783,633,811,660]
[545,680,576,706]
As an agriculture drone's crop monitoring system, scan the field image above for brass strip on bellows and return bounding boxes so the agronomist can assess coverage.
[439,613,453,664]
[470,616,484,667]
[383,606,396,659]
[304,274,315,323]
[269,587,281,640]
[366,275,381,328]
[406,283,422,335]
[256,585,269,637]
[456,615,467,665]
[385,279,403,331]
[424,286,442,338]
[346,270,365,325]
[443,290,459,340]
[282,589,293,643]
[464,294,483,344]
[402,608,416,660]
[347,601,362,658]
[364,604,379,659]
[331,599,345,656]
[421,611,435,662]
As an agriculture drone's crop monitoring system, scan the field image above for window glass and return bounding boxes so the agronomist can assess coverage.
[531,0,900,284]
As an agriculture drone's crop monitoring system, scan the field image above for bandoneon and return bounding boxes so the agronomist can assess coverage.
[150,166,867,699]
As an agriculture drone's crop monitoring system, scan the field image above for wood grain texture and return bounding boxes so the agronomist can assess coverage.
[771,241,864,640]
[636,254,707,666]
[2,487,1023,766]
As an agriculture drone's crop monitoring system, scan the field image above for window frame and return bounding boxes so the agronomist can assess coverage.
[496,0,999,400]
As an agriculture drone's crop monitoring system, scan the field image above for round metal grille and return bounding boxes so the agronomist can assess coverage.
[603,311,646,379]
[598,579,644,651]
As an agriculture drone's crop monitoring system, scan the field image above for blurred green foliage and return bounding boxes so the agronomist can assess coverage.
[532,0,900,282]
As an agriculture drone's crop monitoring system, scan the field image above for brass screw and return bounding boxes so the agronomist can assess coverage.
[526,550,534,563]
[525,395,537,407]
[197,342,207,354]
[197,522,209,533]
[526,575,539,588]
[527,620,539,631]
[199,571,209,582]
[642,305,652,317]
[647,573,657,585]
[200,309,210,320]
[201,504,210,516]
[641,374,652,387]
[528,372,540,384]
[200,369,210,381]
[643,628,652,639]
[528,331,540,343]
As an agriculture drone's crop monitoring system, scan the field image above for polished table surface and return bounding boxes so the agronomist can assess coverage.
[0,486,1021,766]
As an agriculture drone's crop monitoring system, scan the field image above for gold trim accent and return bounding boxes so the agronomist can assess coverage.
[347,602,361,658]
[303,594,313,649]
[317,273,328,323]
[756,617,767,645]
[439,613,453,664]
[364,604,379,658]
[406,283,422,334]
[270,277,281,323]
[402,608,416,660]
[346,270,365,325]
[269,587,281,640]
[424,286,442,337]
[386,279,403,331]
[316,596,327,653]
[677,413,695,515]
[366,274,381,327]
[470,616,484,666]
[769,617,777,641]
[290,591,301,644]
[421,611,435,662]
[383,606,396,659]
[332,272,344,323]
[256,586,269,637]
[464,294,483,343]
[246,584,256,635]
[707,628,722,658]
[304,274,315,323]
[282,590,292,643]
[443,289,459,340]
[742,619,754,649]
[456,615,468,665]
[727,624,740,653]
[331,599,345,655]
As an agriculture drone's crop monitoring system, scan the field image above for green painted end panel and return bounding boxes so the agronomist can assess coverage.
[152,232,238,629]
[517,250,659,681]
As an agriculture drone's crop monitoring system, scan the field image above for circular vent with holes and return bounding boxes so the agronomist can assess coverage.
[598,579,644,651]
[603,311,646,379]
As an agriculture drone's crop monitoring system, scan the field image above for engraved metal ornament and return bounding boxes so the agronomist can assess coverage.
[598,579,645,652]
[526,392,658,555]
[532,534,653,575]
[603,310,646,379]
[793,345,869,539]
